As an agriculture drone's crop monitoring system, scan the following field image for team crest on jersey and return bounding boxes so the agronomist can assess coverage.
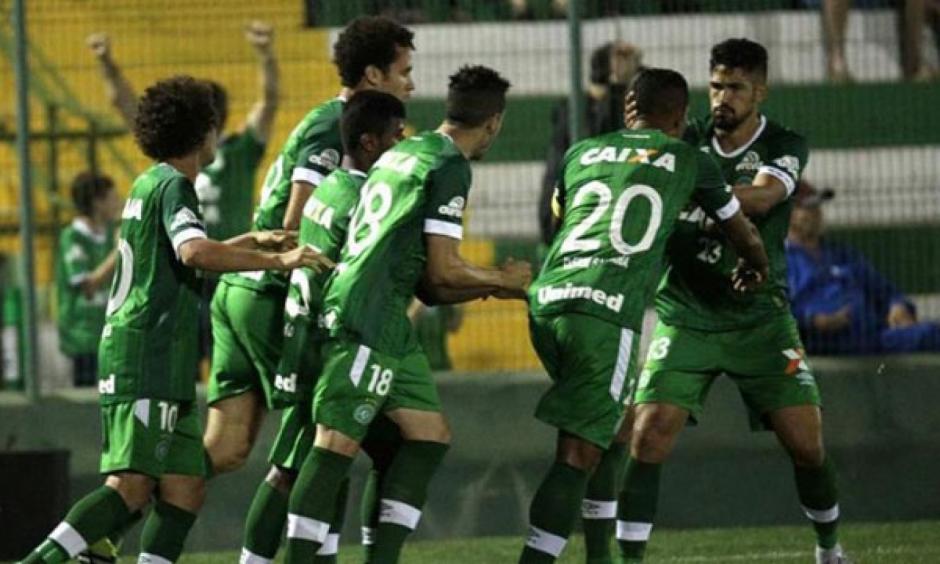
[154,439,170,462]
[438,196,465,218]
[773,155,800,178]
[309,148,340,171]
[735,150,761,173]
[66,244,87,263]
[353,403,377,425]
[170,207,202,231]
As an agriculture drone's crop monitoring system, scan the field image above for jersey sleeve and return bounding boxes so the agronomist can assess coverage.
[239,127,268,168]
[757,131,808,198]
[691,149,741,222]
[423,156,472,240]
[59,230,91,287]
[292,120,343,188]
[161,176,208,258]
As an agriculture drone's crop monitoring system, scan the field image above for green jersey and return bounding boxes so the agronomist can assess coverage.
[194,128,266,241]
[224,98,344,293]
[285,167,366,321]
[322,131,471,356]
[657,115,808,331]
[530,129,737,331]
[98,163,207,404]
[55,218,115,356]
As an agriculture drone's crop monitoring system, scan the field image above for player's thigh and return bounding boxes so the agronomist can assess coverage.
[631,320,720,424]
[531,313,637,449]
[207,282,260,407]
[268,401,316,473]
[204,391,265,454]
[768,404,825,466]
[725,316,823,431]
[101,399,206,479]
[313,337,400,444]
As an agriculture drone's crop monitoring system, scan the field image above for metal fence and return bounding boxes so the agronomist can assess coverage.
[1,0,939,392]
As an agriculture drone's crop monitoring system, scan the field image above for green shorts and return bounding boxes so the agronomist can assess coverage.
[268,401,315,471]
[269,310,325,409]
[207,280,287,409]
[633,316,822,430]
[313,336,440,442]
[99,399,205,478]
[529,312,639,449]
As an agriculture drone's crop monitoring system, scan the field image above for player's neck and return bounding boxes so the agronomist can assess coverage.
[436,122,476,159]
[341,154,369,175]
[77,214,106,234]
[164,155,201,183]
[338,87,356,102]
[715,112,762,153]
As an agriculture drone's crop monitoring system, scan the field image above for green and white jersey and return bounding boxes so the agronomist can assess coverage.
[530,129,738,331]
[98,163,207,404]
[322,131,471,356]
[285,167,366,323]
[55,218,115,356]
[657,115,809,331]
[224,97,345,292]
[194,128,266,241]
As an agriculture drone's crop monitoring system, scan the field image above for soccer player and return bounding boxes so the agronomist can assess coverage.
[203,15,415,476]
[615,39,850,564]
[240,90,407,564]
[519,68,768,564]
[55,172,122,387]
[19,76,329,564]
[86,22,279,241]
[283,65,531,564]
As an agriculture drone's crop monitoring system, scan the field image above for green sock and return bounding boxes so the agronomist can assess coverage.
[139,500,197,562]
[360,468,383,559]
[243,480,289,561]
[794,458,840,549]
[583,443,626,564]
[313,477,349,564]
[360,415,401,560]
[519,462,591,564]
[370,440,449,564]
[617,457,661,562]
[284,448,354,563]
[22,486,134,563]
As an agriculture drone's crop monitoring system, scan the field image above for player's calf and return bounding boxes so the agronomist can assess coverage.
[203,393,266,474]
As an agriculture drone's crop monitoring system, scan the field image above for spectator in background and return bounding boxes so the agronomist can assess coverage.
[814,0,936,82]
[786,181,940,354]
[55,172,122,387]
[538,40,644,244]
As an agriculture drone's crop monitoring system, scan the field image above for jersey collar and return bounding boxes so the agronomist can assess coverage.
[72,217,107,244]
[348,168,367,178]
[710,114,766,158]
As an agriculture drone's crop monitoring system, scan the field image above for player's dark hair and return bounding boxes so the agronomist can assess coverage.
[71,171,115,216]
[341,90,406,154]
[445,65,511,128]
[206,80,229,131]
[629,67,689,119]
[333,16,415,88]
[134,75,219,161]
[710,38,768,79]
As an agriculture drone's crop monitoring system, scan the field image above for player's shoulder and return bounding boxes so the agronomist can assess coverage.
[295,97,344,137]
[761,117,807,148]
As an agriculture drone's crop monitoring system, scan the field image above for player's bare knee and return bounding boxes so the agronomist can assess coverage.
[788,441,826,468]
[105,473,155,511]
[159,476,207,512]
[314,425,361,457]
[631,413,679,463]
[211,440,252,474]
[265,466,297,495]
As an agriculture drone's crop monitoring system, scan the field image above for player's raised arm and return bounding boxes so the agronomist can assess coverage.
[732,133,808,217]
[177,237,330,273]
[86,33,138,126]
[242,21,279,143]
[421,234,531,304]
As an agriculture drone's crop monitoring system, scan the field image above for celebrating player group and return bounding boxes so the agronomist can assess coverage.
[20,14,849,564]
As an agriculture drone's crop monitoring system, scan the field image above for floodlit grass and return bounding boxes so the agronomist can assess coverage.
[162,520,940,563]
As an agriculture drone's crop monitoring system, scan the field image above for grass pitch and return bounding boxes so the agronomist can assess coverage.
[169,520,940,562]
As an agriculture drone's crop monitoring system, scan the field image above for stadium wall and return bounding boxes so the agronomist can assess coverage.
[3,355,940,552]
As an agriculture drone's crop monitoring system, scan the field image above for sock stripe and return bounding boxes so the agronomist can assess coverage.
[617,520,653,541]
[286,513,330,543]
[315,533,340,556]
[802,503,840,523]
[239,548,273,564]
[138,553,173,564]
[378,499,422,530]
[582,499,617,519]
[525,525,568,557]
[361,526,375,546]
[49,521,88,557]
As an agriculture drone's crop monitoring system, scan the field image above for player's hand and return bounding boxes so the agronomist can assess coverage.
[887,303,916,328]
[86,33,112,60]
[275,245,334,273]
[731,259,767,293]
[494,257,533,300]
[254,229,297,251]
[245,21,274,53]
[624,91,639,128]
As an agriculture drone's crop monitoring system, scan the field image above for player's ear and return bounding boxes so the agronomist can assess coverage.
[363,64,385,87]
[754,80,768,104]
[485,112,504,136]
[359,132,378,154]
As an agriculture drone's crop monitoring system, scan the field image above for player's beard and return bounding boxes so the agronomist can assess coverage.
[712,105,752,133]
